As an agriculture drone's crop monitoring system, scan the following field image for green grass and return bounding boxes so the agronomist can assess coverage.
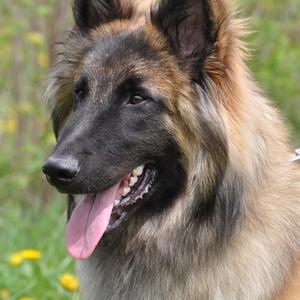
[0,197,79,300]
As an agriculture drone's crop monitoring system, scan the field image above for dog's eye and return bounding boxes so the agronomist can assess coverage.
[74,78,88,109]
[75,88,84,101]
[128,94,148,105]
[74,88,85,110]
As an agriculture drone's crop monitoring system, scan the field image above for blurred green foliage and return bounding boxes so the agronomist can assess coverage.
[0,0,69,206]
[0,0,299,297]
[239,0,300,142]
[0,200,79,299]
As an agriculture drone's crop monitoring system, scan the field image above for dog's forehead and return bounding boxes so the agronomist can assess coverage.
[82,30,155,82]
[74,23,185,105]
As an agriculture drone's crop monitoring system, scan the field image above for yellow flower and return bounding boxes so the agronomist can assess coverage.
[18,298,33,300]
[38,52,49,68]
[0,289,10,300]
[9,253,23,266]
[25,32,45,47]
[9,249,42,266]
[5,118,18,133]
[18,102,32,114]
[60,273,79,292]
[19,249,42,260]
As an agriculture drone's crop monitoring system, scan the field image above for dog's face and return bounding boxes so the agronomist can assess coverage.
[46,26,186,215]
[43,0,229,259]
[52,32,175,187]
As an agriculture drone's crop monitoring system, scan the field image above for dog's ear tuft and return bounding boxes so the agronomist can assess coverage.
[73,0,134,31]
[151,0,216,81]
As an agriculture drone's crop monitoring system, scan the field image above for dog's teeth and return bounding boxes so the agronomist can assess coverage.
[122,187,131,197]
[132,165,144,177]
[114,199,120,206]
[129,176,138,187]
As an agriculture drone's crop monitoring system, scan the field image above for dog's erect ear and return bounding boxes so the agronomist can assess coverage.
[151,0,216,81]
[73,0,134,31]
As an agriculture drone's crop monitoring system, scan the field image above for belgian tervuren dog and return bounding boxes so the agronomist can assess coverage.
[43,0,300,299]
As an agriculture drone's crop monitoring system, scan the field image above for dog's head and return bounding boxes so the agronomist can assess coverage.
[44,0,239,259]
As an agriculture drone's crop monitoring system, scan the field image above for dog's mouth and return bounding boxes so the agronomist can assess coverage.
[66,164,157,260]
[109,165,156,230]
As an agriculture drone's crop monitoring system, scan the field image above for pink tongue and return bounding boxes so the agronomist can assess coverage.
[66,183,120,260]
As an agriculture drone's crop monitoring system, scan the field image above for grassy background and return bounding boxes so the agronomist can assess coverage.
[241,0,300,141]
[0,0,299,299]
[0,200,78,300]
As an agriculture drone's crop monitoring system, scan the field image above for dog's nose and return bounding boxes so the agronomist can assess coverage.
[42,156,79,185]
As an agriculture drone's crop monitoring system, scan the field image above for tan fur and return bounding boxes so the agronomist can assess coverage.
[47,0,300,299]
[278,259,300,299]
